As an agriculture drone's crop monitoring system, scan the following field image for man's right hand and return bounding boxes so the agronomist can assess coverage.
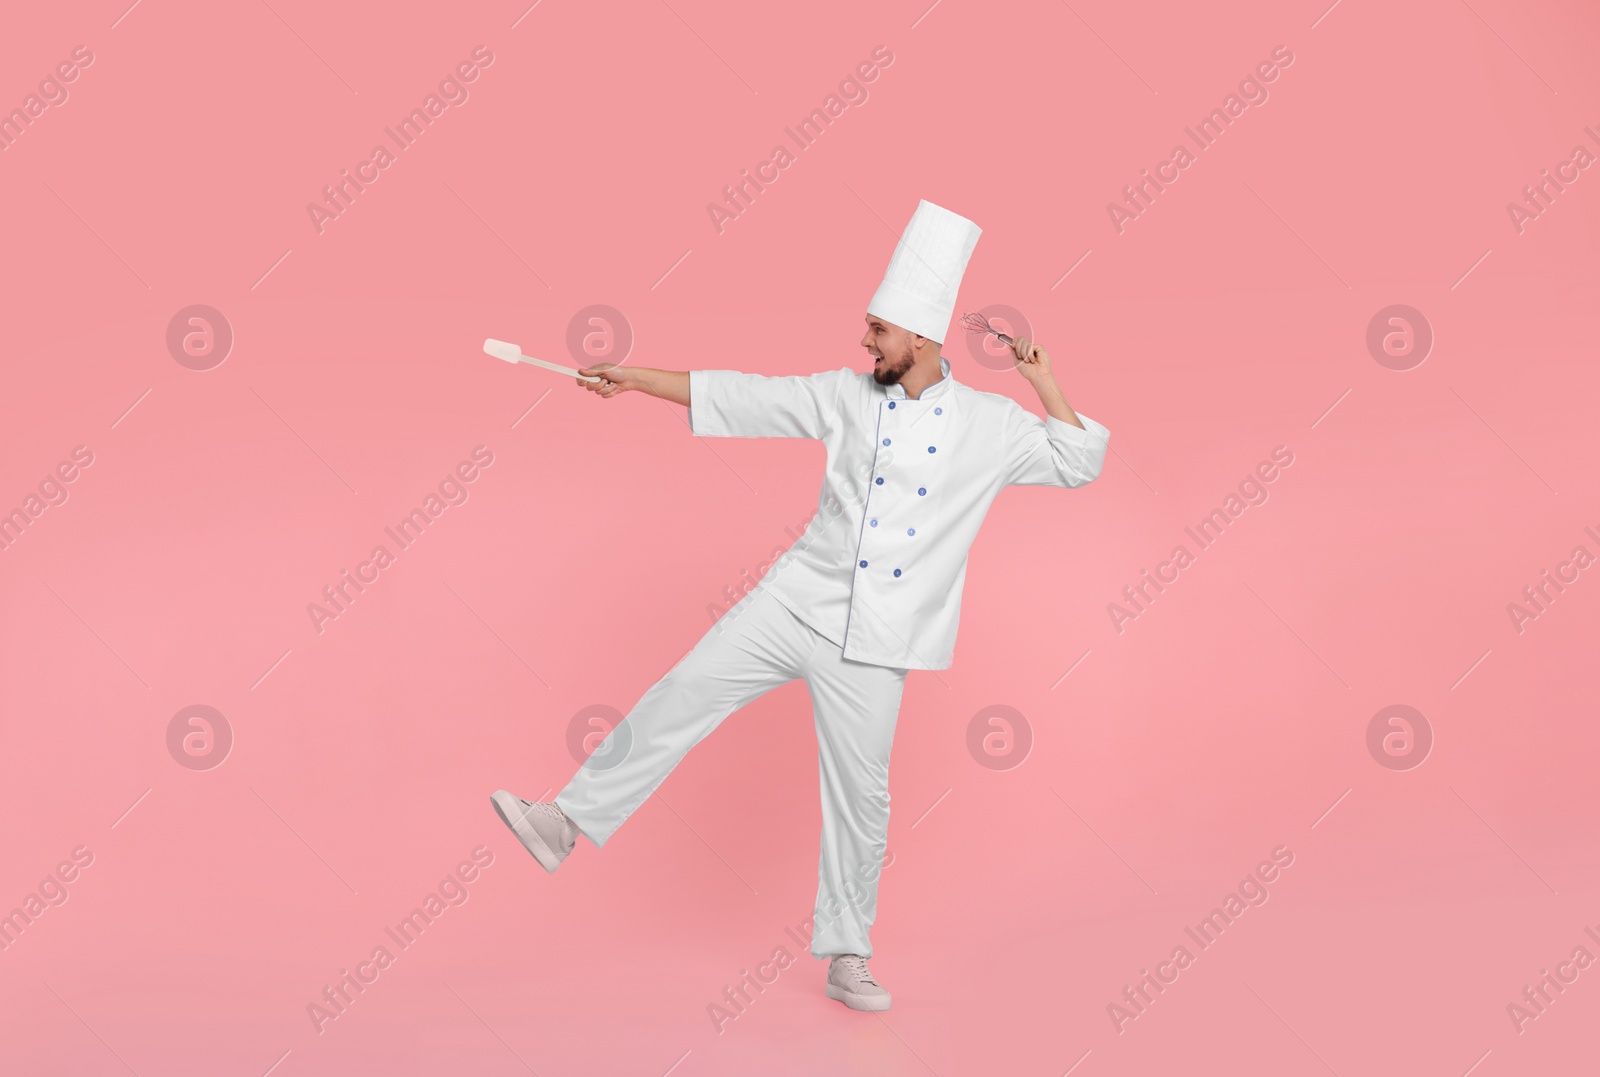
[577,363,630,398]
[575,366,690,407]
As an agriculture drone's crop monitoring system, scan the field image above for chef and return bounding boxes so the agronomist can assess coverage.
[491,198,1110,1014]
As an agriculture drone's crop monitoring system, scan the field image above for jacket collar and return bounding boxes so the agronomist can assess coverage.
[883,354,953,401]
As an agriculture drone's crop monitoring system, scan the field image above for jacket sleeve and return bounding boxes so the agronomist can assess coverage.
[688,367,851,440]
[1001,399,1110,488]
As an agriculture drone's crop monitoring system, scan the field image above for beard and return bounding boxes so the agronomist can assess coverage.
[871,342,915,386]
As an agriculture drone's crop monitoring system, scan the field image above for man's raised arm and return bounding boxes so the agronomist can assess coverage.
[1001,335,1110,489]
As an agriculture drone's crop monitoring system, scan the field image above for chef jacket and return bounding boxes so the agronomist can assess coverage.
[687,355,1110,671]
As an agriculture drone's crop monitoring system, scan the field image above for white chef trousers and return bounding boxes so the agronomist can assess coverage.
[554,585,908,959]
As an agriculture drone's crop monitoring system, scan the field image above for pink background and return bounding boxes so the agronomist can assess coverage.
[3,0,1599,1073]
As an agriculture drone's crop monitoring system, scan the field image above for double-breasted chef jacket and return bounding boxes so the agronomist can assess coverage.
[688,354,1110,671]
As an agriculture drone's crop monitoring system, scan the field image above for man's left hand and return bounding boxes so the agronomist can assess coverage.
[1011,336,1054,385]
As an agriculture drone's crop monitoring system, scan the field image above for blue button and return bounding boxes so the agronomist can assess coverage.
[870,518,877,526]
[875,477,884,485]
[882,438,891,445]
[888,401,896,409]
[860,560,868,568]
[918,487,927,495]
[934,407,942,415]
[928,446,936,453]
[893,569,902,577]
[907,528,915,536]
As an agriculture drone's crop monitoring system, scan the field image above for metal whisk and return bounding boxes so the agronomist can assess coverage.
[960,310,1015,347]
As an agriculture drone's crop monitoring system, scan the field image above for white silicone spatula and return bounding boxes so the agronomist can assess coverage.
[484,338,604,383]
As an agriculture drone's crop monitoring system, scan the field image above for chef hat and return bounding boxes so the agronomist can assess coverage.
[866,199,982,345]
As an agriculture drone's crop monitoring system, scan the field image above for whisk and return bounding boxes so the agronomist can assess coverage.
[960,310,1015,347]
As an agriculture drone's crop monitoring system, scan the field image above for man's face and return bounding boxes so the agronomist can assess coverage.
[861,316,917,387]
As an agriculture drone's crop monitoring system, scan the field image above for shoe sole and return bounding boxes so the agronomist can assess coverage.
[490,791,563,874]
[825,983,891,1011]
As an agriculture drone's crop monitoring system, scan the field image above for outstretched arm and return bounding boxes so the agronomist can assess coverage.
[576,364,689,406]
[578,361,850,440]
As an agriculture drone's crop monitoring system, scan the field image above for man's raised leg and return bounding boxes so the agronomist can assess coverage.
[493,587,809,867]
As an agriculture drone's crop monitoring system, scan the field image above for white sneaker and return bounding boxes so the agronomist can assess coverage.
[490,791,578,873]
[826,954,891,1011]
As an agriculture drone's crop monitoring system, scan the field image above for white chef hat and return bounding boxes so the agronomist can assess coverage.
[866,199,982,345]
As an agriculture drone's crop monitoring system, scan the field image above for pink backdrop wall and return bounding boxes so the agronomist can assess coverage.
[3,0,1598,1074]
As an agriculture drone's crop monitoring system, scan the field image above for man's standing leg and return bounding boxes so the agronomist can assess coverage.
[499,587,807,862]
[799,632,907,1010]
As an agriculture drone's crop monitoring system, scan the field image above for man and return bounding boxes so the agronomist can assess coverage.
[491,199,1110,1012]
